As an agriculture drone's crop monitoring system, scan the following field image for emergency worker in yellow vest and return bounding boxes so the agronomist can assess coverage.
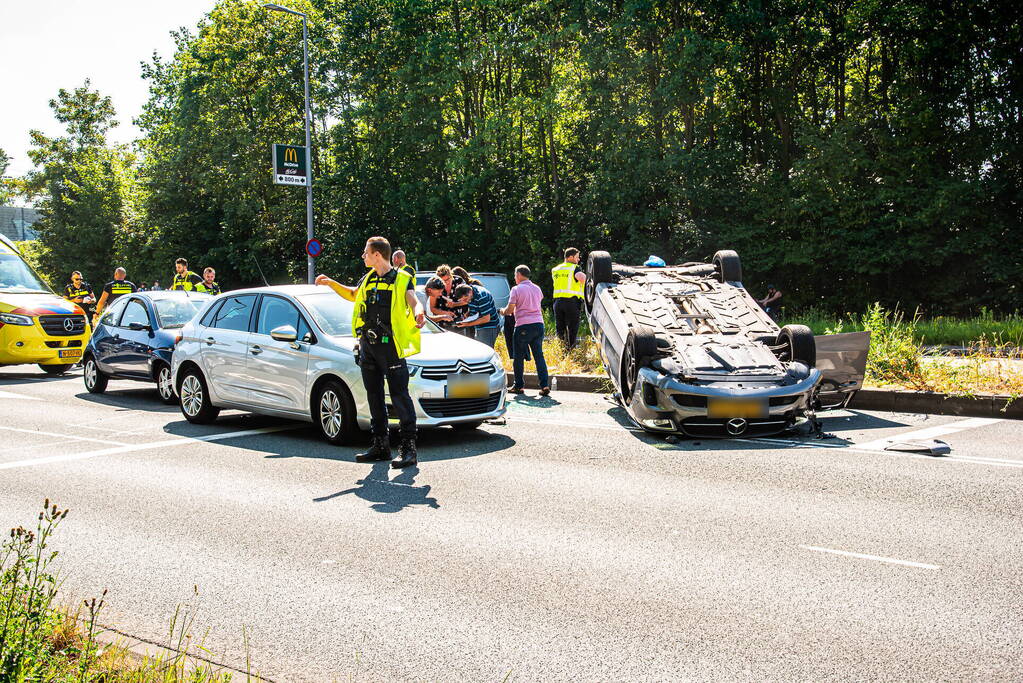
[64,271,97,319]
[201,267,221,296]
[170,258,208,292]
[315,236,426,468]
[551,247,586,348]
[94,267,137,324]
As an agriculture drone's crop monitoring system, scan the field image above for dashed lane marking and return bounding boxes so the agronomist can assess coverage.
[801,545,940,570]
[855,417,1001,451]
[0,425,301,471]
[0,389,43,401]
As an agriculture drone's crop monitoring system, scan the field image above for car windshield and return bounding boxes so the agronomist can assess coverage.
[154,295,211,329]
[299,291,441,337]
[0,252,50,294]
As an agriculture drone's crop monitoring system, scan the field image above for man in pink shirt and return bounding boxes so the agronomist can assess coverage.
[500,265,550,395]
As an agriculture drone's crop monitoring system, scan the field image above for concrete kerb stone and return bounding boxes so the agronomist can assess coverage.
[505,372,1022,420]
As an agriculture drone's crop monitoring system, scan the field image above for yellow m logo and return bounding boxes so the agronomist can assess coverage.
[285,148,298,163]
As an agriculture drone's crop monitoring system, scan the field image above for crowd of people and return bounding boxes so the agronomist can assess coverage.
[62,257,221,324]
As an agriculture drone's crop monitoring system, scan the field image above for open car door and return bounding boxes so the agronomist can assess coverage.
[814,331,870,409]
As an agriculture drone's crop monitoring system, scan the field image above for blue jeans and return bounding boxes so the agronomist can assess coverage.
[512,323,548,389]
[474,326,500,348]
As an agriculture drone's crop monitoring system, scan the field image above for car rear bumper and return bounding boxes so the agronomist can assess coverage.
[626,367,822,437]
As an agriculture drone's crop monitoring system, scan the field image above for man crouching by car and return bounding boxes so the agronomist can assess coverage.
[315,236,426,468]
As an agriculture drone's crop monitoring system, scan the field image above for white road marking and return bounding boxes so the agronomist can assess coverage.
[801,545,940,570]
[507,415,641,433]
[0,389,43,401]
[0,425,301,470]
[0,426,130,447]
[856,417,1000,451]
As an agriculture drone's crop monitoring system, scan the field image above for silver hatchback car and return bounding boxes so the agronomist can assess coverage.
[171,285,507,444]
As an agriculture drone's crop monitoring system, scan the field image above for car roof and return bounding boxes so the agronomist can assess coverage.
[214,284,324,297]
[132,290,214,300]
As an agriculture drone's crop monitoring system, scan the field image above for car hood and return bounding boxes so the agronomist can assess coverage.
[328,330,496,364]
[0,293,84,316]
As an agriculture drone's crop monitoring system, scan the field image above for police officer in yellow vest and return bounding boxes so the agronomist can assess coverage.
[170,258,209,292]
[93,267,137,324]
[315,236,426,468]
[551,247,587,348]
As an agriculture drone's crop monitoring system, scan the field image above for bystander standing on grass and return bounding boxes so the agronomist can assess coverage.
[502,265,550,395]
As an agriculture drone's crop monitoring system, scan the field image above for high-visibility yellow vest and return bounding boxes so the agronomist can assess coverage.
[352,269,421,358]
[171,271,208,292]
[551,261,584,299]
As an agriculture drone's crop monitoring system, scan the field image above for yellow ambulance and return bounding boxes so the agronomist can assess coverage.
[0,234,90,374]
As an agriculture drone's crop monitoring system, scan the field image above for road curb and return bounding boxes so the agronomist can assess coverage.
[505,372,1021,419]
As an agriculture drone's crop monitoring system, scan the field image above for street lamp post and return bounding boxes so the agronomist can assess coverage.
[264,3,315,284]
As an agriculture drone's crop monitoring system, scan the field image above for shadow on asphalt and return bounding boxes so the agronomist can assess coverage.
[76,388,178,412]
[509,393,562,407]
[314,461,440,513]
[0,368,82,385]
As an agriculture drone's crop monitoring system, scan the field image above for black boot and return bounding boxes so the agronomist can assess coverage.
[391,438,417,469]
[355,435,391,463]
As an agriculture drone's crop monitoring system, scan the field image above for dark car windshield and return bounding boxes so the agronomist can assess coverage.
[299,291,440,337]
[0,252,50,294]
[154,295,211,329]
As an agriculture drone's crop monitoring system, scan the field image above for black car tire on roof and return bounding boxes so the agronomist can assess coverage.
[620,327,659,406]
[82,355,108,394]
[154,362,176,404]
[586,250,613,307]
[778,325,816,367]
[313,378,358,446]
[178,367,220,424]
[39,364,73,375]
[713,250,742,283]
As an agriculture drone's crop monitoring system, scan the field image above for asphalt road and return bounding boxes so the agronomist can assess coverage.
[1,366,1021,681]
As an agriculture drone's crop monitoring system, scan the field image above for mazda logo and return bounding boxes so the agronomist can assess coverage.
[62,318,75,332]
[726,418,748,436]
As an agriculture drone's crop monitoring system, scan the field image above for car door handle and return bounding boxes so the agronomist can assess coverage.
[250,345,262,355]
[205,337,215,346]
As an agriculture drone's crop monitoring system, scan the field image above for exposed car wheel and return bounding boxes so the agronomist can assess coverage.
[778,324,816,367]
[179,368,220,424]
[452,420,484,432]
[154,363,177,405]
[620,327,660,405]
[313,379,358,446]
[82,356,108,394]
[39,364,73,375]
[713,250,742,283]
[586,250,613,307]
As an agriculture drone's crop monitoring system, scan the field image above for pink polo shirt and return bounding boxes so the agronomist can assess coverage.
[508,279,544,327]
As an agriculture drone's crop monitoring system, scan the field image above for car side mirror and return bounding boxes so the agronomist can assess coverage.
[128,322,151,332]
[270,325,298,342]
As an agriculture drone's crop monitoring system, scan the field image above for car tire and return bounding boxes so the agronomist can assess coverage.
[452,420,484,432]
[620,327,659,405]
[82,356,108,394]
[313,379,358,446]
[154,363,177,405]
[778,324,816,367]
[713,250,742,283]
[586,250,613,307]
[39,364,73,375]
[178,368,220,424]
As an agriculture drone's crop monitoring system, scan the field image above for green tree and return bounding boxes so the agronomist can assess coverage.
[24,81,142,288]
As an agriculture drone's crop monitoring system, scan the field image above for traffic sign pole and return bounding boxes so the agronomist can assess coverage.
[302,13,314,284]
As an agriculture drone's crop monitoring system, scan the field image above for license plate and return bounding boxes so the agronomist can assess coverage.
[707,398,767,418]
[58,349,83,359]
[446,373,488,399]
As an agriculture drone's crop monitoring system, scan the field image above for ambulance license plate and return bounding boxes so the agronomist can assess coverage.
[707,398,767,418]
[58,349,83,359]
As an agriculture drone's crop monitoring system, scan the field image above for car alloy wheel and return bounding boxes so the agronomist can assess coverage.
[157,366,174,402]
[84,360,98,389]
[180,374,204,417]
[319,389,344,439]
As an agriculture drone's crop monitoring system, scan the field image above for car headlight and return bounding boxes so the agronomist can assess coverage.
[0,312,33,326]
[491,354,504,374]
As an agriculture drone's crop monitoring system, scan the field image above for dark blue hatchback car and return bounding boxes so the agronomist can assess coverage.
[83,291,212,403]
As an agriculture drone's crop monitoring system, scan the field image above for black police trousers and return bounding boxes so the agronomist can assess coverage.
[359,340,417,441]
[553,297,582,348]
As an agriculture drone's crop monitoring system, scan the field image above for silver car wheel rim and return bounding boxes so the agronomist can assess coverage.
[85,361,97,388]
[181,375,203,416]
[158,367,173,399]
[320,390,343,439]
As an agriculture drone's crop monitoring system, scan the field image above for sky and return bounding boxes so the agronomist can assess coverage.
[1,0,216,180]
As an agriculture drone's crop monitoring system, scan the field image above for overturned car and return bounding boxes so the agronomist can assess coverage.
[585,250,869,438]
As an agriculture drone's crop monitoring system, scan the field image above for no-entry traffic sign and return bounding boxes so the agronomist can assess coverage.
[306,238,323,258]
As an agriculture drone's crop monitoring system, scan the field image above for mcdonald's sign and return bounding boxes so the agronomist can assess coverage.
[272,144,309,187]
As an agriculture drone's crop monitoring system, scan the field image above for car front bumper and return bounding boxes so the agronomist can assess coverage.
[0,320,90,366]
[626,366,823,437]
[354,369,508,429]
